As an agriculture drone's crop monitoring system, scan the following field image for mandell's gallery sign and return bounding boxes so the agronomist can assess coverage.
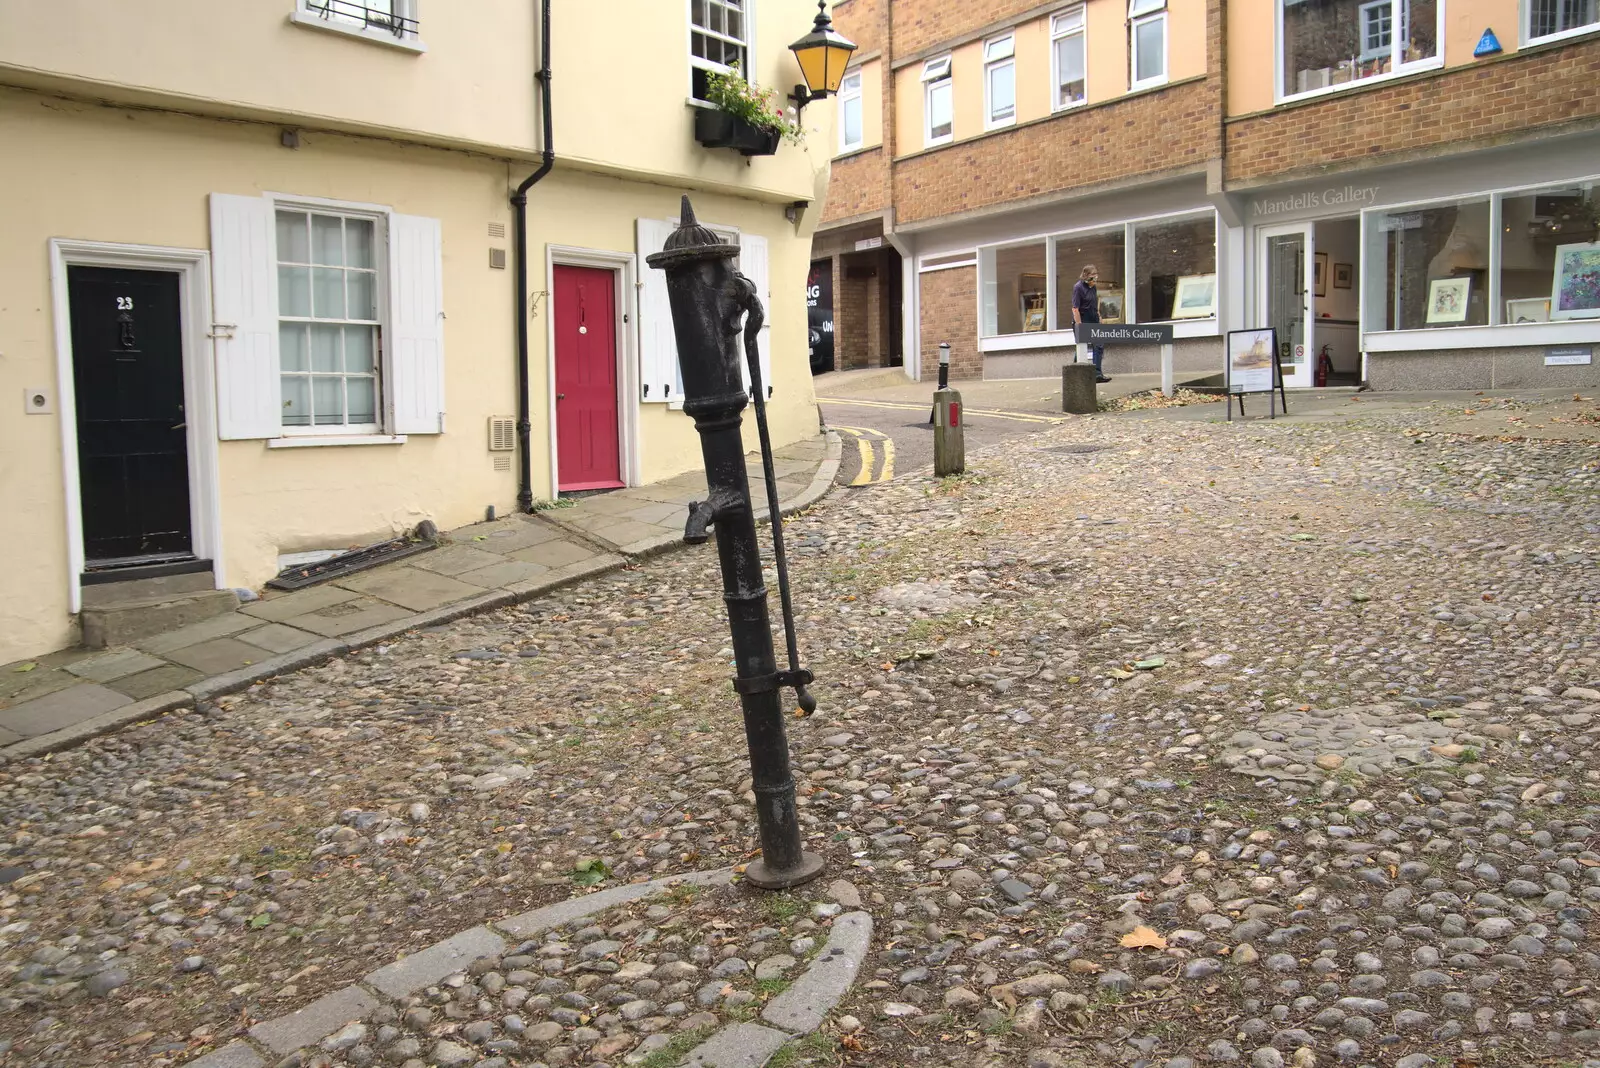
[1252,183,1380,219]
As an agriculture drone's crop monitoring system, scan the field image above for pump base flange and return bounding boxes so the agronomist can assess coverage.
[743,851,826,890]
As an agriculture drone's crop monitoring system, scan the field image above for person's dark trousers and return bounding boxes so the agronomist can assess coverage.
[1090,344,1104,376]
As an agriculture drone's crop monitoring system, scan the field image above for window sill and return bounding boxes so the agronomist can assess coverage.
[1130,75,1169,93]
[267,433,408,448]
[1276,56,1443,106]
[1365,321,1600,351]
[288,12,427,54]
[925,134,954,149]
[984,116,1017,132]
[1525,23,1600,48]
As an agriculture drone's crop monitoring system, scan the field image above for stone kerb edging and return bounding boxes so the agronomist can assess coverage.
[184,866,873,1068]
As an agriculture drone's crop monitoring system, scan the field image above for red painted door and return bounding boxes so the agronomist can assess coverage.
[554,265,623,490]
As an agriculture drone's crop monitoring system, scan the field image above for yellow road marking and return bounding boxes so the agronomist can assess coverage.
[832,425,893,486]
[818,396,1065,424]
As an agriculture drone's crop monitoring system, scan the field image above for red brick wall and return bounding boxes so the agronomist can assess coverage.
[820,147,890,225]
[891,0,1045,58]
[835,258,868,369]
[1225,37,1600,185]
[893,78,1219,224]
[918,266,980,381]
[831,0,887,57]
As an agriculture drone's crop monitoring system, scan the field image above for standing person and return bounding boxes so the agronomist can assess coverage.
[1070,265,1111,384]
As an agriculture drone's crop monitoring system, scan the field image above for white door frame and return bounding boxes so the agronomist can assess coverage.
[544,246,640,495]
[1255,221,1314,388]
[49,239,224,614]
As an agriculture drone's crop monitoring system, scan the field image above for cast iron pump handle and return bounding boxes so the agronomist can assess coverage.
[681,270,817,717]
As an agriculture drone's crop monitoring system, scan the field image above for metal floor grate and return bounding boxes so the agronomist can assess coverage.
[266,537,434,591]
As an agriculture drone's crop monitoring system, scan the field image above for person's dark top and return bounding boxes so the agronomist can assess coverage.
[1071,279,1100,324]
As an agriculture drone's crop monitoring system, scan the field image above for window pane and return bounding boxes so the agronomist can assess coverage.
[1056,35,1086,106]
[346,377,377,424]
[281,375,310,426]
[347,270,377,320]
[842,96,863,147]
[1054,229,1127,330]
[345,218,375,268]
[278,265,311,317]
[1530,0,1598,37]
[1130,0,1165,13]
[1053,8,1085,33]
[725,9,742,41]
[345,325,377,372]
[1134,18,1165,82]
[276,210,309,264]
[313,267,346,319]
[1134,216,1217,322]
[929,83,952,139]
[279,323,309,372]
[312,376,345,426]
[1499,183,1599,323]
[312,214,343,266]
[989,62,1015,120]
[691,0,706,27]
[1373,199,1491,329]
[310,323,342,371]
[979,242,1048,337]
[1283,0,1433,96]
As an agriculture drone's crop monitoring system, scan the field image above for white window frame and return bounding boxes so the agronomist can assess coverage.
[1524,0,1600,45]
[688,0,752,105]
[1275,0,1446,104]
[1357,0,1394,60]
[290,0,425,53]
[272,195,392,438]
[838,70,864,153]
[922,55,954,147]
[1129,0,1169,91]
[984,34,1017,129]
[1051,6,1089,111]
[975,207,1222,350]
[1359,171,1600,350]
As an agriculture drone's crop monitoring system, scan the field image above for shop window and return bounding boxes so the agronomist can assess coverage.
[922,56,953,146]
[838,70,863,152]
[1052,228,1126,330]
[1134,215,1217,322]
[1372,198,1491,330]
[984,34,1017,128]
[1499,182,1600,323]
[1052,7,1088,109]
[1129,0,1168,90]
[1527,0,1600,43]
[980,242,1048,336]
[1280,0,1439,100]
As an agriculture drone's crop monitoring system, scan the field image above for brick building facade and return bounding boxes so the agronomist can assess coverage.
[811,0,1600,390]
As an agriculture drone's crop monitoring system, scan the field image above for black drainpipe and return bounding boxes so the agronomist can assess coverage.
[512,0,554,513]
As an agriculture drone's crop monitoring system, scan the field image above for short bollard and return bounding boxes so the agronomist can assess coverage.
[1061,363,1098,414]
[934,387,964,476]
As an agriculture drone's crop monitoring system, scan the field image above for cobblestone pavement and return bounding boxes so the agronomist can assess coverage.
[2,394,1599,1068]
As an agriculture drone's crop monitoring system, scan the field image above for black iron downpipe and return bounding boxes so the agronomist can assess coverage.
[512,0,555,514]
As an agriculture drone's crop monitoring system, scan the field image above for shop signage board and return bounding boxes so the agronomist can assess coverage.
[1074,323,1174,344]
[1545,346,1593,366]
[1225,327,1289,421]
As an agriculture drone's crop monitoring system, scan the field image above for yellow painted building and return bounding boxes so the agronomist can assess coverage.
[0,0,836,663]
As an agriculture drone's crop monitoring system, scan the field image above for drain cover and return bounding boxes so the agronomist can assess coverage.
[1046,444,1111,454]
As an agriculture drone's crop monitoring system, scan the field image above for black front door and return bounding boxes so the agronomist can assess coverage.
[68,266,193,566]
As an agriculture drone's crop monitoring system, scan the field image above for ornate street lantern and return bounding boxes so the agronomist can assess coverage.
[788,1,857,114]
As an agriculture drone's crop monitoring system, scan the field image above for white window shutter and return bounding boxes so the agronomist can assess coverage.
[388,213,445,434]
[739,232,773,400]
[637,217,680,404]
[209,193,281,439]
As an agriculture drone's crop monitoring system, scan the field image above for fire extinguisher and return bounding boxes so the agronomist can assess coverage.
[1315,345,1333,387]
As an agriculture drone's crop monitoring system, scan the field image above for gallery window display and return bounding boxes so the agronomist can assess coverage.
[979,242,1048,336]
[1053,228,1127,330]
[1367,177,1600,331]
[1133,215,1217,322]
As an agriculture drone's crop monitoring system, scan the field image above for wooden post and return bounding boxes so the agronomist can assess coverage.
[933,387,964,476]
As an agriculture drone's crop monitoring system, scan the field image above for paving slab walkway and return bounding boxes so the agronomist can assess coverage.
[0,431,839,761]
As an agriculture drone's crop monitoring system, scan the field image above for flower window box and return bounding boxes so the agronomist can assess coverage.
[694,109,782,156]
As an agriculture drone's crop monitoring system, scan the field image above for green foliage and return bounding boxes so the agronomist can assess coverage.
[704,64,805,146]
[569,857,611,887]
